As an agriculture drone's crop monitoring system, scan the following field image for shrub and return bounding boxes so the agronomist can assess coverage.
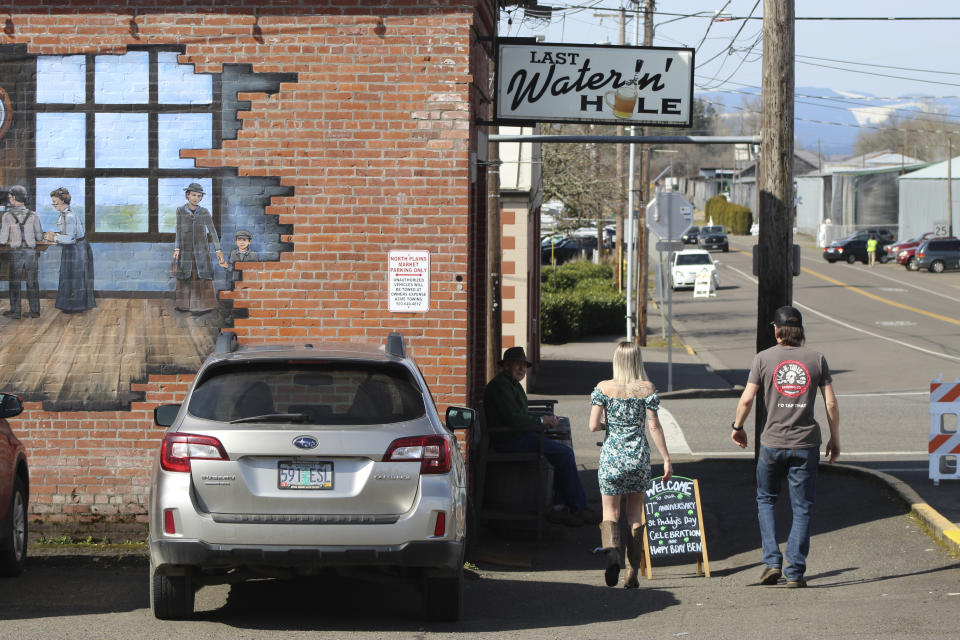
[704,195,752,235]
[540,262,625,344]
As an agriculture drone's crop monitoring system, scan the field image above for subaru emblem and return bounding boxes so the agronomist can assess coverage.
[293,436,318,450]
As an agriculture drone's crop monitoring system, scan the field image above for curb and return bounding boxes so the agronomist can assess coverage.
[658,386,743,400]
[829,463,960,556]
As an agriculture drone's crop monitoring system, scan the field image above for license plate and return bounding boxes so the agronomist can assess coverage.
[278,461,333,490]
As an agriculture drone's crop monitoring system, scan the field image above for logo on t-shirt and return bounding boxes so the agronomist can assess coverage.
[773,360,810,398]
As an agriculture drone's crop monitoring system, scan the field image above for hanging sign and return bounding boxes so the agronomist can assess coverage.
[388,250,430,312]
[495,40,694,127]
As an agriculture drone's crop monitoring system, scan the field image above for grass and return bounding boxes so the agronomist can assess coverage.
[33,534,147,550]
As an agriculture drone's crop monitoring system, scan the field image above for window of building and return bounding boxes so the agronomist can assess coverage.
[32,48,221,240]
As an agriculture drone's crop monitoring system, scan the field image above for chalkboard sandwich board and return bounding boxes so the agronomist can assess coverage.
[641,475,710,578]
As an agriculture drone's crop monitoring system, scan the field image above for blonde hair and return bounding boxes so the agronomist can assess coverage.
[612,341,646,384]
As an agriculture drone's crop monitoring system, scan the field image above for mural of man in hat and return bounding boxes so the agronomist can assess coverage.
[172,182,224,314]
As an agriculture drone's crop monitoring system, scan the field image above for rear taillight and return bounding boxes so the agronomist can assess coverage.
[917,251,925,258]
[383,435,452,474]
[160,433,229,472]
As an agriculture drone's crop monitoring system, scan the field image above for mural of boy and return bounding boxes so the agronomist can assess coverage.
[222,228,259,286]
[172,182,224,314]
[0,185,45,319]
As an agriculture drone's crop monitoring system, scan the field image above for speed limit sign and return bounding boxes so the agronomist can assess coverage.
[934,222,949,236]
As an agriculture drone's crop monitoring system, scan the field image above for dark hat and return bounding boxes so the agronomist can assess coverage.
[235,229,252,240]
[499,346,533,367]
[772,306,803,328]
[184,182,205,194]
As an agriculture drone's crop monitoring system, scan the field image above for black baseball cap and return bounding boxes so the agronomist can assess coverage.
[772,306,803,328]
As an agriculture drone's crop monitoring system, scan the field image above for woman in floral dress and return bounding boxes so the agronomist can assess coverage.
[589,341,673,588]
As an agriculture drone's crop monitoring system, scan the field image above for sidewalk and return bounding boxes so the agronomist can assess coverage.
[532,329,960,558]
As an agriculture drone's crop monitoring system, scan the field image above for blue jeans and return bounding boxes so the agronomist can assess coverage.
[756,445,819,581]
[494,432,588,511]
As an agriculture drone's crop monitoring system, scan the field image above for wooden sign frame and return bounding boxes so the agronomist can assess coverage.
[640,475,710,579]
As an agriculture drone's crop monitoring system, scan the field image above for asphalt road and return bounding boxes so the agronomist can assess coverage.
[3,233,960,638]
[648,234,960,525]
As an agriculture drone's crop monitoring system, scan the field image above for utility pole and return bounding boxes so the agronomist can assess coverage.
[755,0,795,454]
[616,8,626,290]
[949,137,954,237]
[636,0,654,346]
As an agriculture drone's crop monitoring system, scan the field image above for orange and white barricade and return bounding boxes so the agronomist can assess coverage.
[929,376,960,486]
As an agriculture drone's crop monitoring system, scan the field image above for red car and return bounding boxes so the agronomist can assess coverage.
[0,393,27,577]
[890,233,954,271]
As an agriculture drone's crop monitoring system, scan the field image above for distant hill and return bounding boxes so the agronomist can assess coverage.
[700,87,960,157]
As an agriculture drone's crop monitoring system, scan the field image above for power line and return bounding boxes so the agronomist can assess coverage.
[796,54,960,78]
[701,84,960,122]
[797,59,960,89]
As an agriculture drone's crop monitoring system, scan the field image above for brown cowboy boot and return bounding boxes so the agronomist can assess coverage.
[623,525,643,588]
[599,520,622,587]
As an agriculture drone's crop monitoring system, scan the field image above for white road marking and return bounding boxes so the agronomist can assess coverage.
[657,406,692,455]
[840,262,960,304]
[836,391,928,397]
[724,263,960,363]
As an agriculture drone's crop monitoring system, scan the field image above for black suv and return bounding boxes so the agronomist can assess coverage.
[822,231,892,264]
[698,226,729,252]
[681,225,700,245]
[916,237,960,272]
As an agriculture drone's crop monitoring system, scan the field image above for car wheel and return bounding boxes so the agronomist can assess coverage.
[722,246,729,252]
[0,476,27,577]
[846,253,857,264]
[422,567,463,622]
[907,257,919,271]
[930,260,945,273]
[150,559,195,619]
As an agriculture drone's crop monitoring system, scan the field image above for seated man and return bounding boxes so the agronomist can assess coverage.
[483,346,599,527]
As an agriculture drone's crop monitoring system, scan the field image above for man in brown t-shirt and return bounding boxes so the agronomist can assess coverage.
[730,306,840,588]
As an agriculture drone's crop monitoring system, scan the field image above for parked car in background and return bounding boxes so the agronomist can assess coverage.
[863,228,896,244]
[148,333,472,620]
[0,392,28,578]
[541,236,582,265]
[698,227,729,252]
[887,232,941,270]
[670,249,720,290]
[822,231,893,264]
[681,225,700,244]
[915,237,960,272]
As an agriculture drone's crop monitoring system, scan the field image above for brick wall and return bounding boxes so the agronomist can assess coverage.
[2,0,496,539]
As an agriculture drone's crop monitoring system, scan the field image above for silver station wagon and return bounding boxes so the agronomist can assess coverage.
[148,332,473,621]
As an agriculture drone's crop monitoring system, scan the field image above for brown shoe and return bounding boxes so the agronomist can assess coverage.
[599,520,622,587]
[759,566,782,585]
[623,526,643,588]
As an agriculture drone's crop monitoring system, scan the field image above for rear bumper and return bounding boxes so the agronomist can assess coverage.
[150,538,464,572]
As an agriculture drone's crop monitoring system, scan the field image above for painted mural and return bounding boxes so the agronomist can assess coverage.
[0,45,294,410]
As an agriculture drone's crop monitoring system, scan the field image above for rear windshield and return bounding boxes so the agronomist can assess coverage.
[187,362,426,425]
[676,254,712,266]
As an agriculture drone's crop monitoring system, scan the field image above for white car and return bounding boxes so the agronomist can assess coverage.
[670,249,720,290]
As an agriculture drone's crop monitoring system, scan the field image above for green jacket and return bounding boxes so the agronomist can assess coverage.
[866,238,878,252]
[483,372,540,442]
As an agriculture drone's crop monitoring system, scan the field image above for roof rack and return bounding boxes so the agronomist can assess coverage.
[214,330,239,354]
[385,332,406,359]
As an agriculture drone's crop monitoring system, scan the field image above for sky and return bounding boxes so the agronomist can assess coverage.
[497,1,960,99]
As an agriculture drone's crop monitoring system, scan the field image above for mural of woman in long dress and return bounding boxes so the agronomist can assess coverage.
[44,187,96,313]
